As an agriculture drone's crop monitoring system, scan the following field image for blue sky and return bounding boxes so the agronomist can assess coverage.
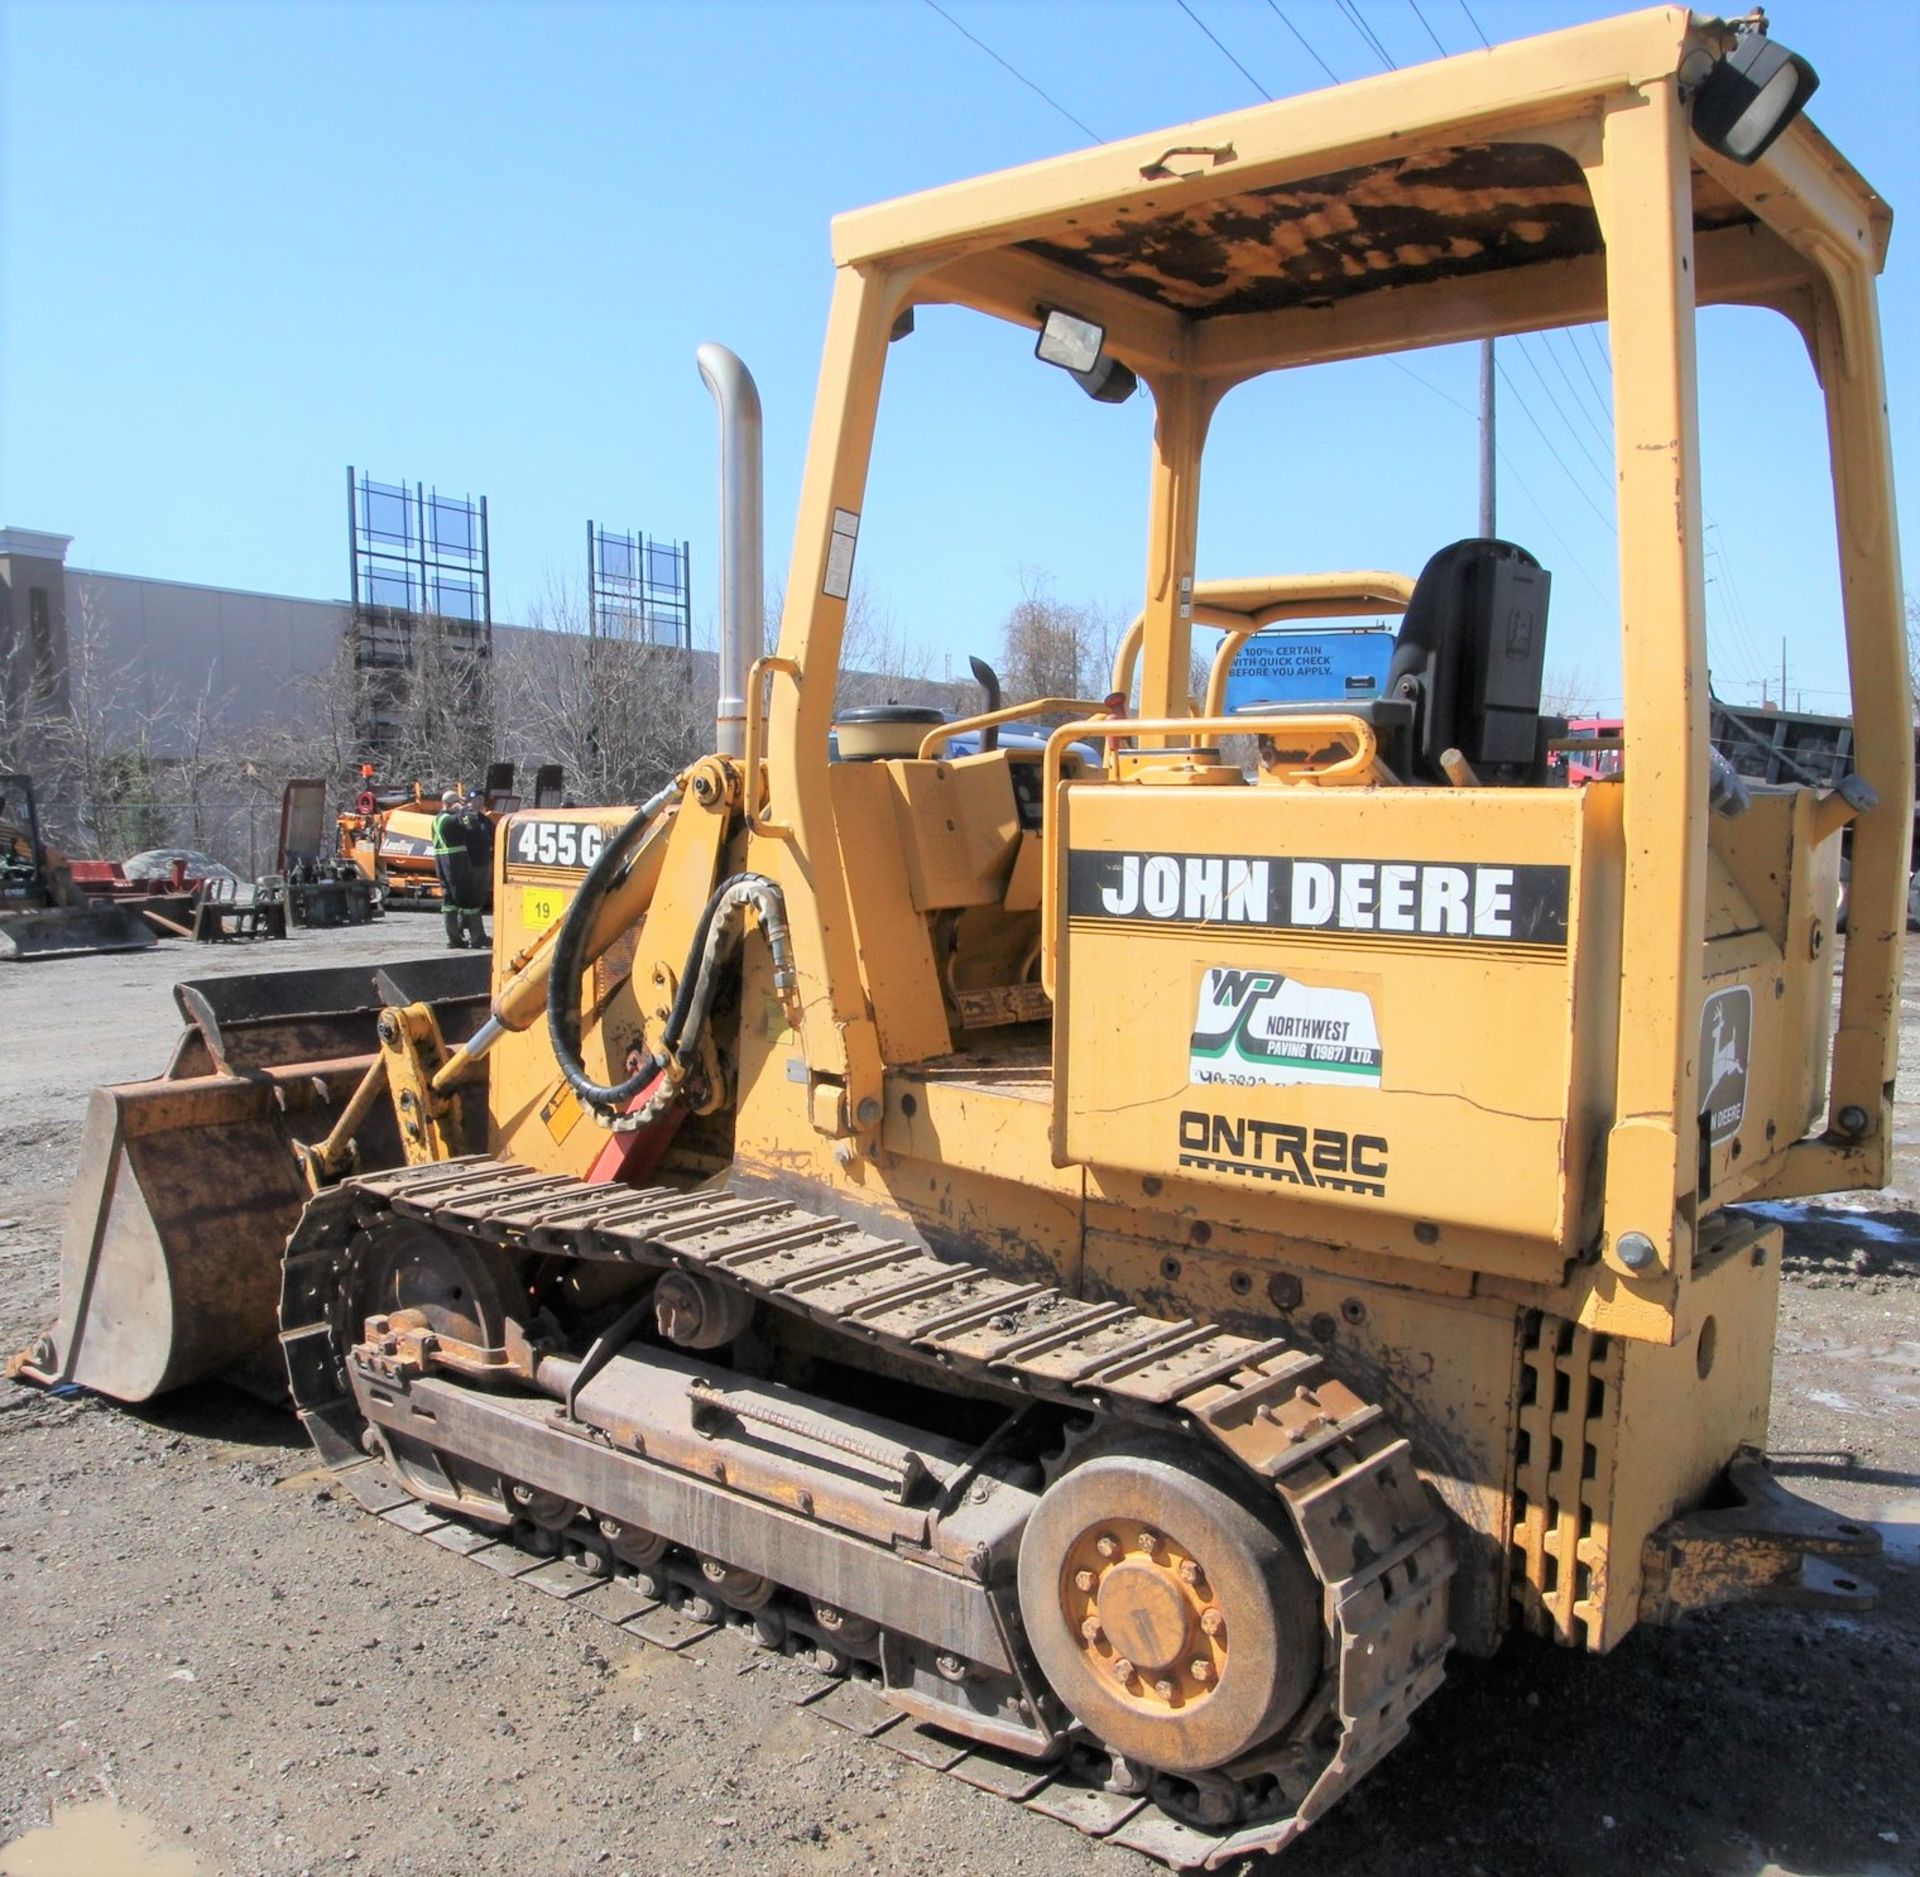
[4,0,1915,715]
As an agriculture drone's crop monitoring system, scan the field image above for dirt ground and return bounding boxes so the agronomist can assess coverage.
[0,920,1914,1877]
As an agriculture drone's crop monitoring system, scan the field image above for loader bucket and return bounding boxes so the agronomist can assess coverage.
[9,953,490,1402]
[0,903,156,961]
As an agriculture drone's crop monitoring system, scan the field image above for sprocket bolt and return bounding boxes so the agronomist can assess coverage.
[1081,1617,1103,1642]
[1201,1608,1225,1636]
[1178,1559,1204,1587]
[1111,1657,1135,1682]
[1074,1569,1096,1592]
[1191,1659,1212,1683]
[1095,1535,1119,1559]
[1154,1678,1175,1701]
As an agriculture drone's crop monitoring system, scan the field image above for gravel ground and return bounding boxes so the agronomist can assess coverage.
[0,921,1915,1877]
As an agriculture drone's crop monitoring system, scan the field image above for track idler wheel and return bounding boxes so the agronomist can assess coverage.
[1016,1450,1320,1775]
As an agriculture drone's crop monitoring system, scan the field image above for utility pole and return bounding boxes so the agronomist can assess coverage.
[1781,637,1788,713]
[1478,338,1496,538]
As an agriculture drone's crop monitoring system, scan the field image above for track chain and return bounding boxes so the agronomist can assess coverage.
[280,1159,1454,1869]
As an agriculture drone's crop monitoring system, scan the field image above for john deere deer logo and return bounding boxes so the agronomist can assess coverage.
[1699,985,1752,1146]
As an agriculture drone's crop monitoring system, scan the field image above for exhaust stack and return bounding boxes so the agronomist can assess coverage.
[696,343,765,759]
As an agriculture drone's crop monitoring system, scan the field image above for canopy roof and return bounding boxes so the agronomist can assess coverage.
[831,6,1887,368]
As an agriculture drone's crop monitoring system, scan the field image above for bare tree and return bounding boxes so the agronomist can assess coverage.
[1907,592,1919,722]
[494,575,715,806]
[999,566,1105,702]
[757,576,966,717]
[995,567,1199,711]
[23,577,171,857]
[1541,663,1607,720]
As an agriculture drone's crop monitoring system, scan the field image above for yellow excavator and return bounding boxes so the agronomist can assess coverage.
[12,10,1904,1864]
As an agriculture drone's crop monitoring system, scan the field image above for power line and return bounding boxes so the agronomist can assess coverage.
[1493,451,1615,609]
[1455,0,1492,49]
[1705,517,1770,693]
[1559,327,1612,422]
[1264,1,1343,84]
[1333,0,1397,70]
[1513,334,1613,489]
[1390,357,1615,606]
[1405,0,1449,58]
[1705,523,1762,678]
[1705,535,1766,694]
[1496,358,1619,535]
[1577,323,1612,384]
[1701,554,1760,694]
[1359,8,1619,606]
[919,0,1103,143]
[1173,0,1273,101]
[1707,520,1760,660]
[1404,0,1613,581]
[1538,332,1613,454]
[1703,581,1758,698]
[1520,330,1612,464]
[1390,357,1474,421]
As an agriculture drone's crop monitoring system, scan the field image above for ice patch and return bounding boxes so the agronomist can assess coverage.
[1740,1200,1914,1246]
[1806,1389,1859,1414]
[1873,1491,1920,1564]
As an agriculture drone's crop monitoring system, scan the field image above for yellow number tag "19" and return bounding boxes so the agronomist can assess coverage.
[521,886,568,934]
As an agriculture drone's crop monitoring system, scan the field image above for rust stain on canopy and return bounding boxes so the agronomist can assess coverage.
[1018,142,1753,318]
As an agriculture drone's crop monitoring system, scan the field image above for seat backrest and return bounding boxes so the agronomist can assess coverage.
[1388,538,1552,784]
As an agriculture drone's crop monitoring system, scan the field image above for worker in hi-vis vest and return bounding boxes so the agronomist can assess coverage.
[431,790,489,950]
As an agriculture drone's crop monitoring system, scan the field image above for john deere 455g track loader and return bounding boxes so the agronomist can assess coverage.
[14,9,1905,1864]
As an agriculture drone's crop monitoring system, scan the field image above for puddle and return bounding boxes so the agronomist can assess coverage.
[0,1800,205,1877]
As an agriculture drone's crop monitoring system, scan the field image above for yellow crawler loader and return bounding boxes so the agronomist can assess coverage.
[12,10,1905,1864]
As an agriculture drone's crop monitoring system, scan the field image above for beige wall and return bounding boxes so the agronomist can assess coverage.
[66,567,352,754]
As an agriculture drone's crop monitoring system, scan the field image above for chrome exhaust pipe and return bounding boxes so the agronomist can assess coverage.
[696,343,765,760]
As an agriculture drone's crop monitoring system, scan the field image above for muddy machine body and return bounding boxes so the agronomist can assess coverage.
[17,11,1904,1864]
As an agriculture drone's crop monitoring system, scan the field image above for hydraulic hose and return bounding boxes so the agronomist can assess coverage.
[548,804,797,1130]
[595,873,794,1133]
[544,780,683,1112]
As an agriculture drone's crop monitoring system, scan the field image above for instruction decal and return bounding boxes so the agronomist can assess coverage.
[1700,983,1751,1145]
[1191,967,1381,1089]
[823,507,859,601]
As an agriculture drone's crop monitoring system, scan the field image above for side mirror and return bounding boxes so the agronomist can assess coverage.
[1691,30,1818,165]
[1036,306,1138,405]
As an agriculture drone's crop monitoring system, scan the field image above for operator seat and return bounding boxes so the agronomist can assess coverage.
[1386,537,1556,785]
[1252,538,1558,786]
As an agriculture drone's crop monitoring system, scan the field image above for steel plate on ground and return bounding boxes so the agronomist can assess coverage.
[467,1540,551,1578]
[621,1604,718,1650]
[520,1556,615,1599]
[1110,1811,1234,1866]
[423,1522,496,1557]
[336,1464,416,1516]
[578,1579,663,1625]
[381,1500,452,1535]
[1024,1782,1152,1837]
[881,1723,971,1772]
[948,1746,1058,1802]
[807,1679,902,1738]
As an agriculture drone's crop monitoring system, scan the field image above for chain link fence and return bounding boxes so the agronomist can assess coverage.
[48,794,303,882]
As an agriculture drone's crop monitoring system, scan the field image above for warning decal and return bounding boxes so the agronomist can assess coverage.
[823,508,859,601]
[1190,967,1382,1089]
